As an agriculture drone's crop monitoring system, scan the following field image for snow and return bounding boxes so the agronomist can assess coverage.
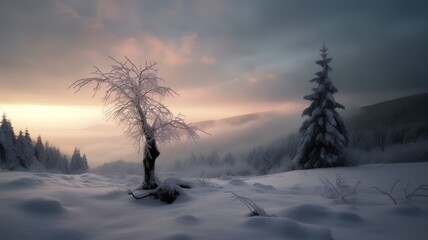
[1,162,428,240]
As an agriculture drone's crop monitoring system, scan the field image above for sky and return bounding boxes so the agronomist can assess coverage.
[1,0,428,165]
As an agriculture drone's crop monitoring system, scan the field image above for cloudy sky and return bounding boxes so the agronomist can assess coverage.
[1,0,428,164]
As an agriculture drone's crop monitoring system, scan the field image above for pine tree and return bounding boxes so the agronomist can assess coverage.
[69,148,88,174]
[294,45,349,169]
[53,154,69,174]
[44,143,60,170]
[69,148,80,174]
[16,130,25,168]
[16,130,36,169]
[81,154,89,173]
[0,128,6,164]
[34,135,46,165]
[61,155,70,173]
[0,114,19,169]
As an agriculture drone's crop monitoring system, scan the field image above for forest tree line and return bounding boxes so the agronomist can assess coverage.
[0,114,89,174]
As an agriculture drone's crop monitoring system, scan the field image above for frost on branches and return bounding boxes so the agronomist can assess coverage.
[71,57,200,189]
[294,45,349,169]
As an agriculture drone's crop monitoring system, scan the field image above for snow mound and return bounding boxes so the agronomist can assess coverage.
[253,182,276,191]
[174,215,202,226]
[387,204,427,217]
[227,179,247,186]
[92,190,126,200]
[161,233,194,240]
[243,217,332,240]
[279,203,363,226]
[0,176,45,189]
[17,197,65,215]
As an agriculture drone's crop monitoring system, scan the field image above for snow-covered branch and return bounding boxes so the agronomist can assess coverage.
[70,57,201,149]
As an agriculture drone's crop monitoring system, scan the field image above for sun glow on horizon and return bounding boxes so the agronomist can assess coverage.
[1,104,105,132]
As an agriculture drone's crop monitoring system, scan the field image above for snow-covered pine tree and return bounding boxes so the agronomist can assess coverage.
[44,142,53,170]
[0,128,6,163]
[16,130,26,168]
[16,130,36,169]
[223,152,237,166]
[53,154,69,174]
[294,45,349,169]
[69,148,81,174]
[81,154,89,173]
[0,114,19,169]
[34,135,46,165]
[69,148,88,174]
[44,143,61,170]
[24,130,34,159]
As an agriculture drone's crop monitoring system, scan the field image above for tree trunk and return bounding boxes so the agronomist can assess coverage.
[141,137,160,189]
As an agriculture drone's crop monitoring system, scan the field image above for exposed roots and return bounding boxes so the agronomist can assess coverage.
[129,181,191,204]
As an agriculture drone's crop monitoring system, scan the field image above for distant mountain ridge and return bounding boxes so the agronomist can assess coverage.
[194,111,279,129]
[348,92,428,130]
[194,92,428,132]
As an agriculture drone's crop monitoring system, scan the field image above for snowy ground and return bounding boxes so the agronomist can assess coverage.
[1,162,428,240]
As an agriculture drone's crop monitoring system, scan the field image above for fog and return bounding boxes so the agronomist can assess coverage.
[159,109,301,163]
[40,103,303,168]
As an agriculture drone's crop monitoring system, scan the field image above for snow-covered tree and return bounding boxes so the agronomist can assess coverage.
[69,148,81,174]
[81,154,89,172]
[0,128,6,164]
[0,114,19,169]
[44,143,61,171]
[223,152,237,166]
[16,130,35,169]
[34,135,46,165]
[69,148,88,174]
[24,130,36,168]
[71,57,200,189]
[294,45,349,169]
[54,154,69,174]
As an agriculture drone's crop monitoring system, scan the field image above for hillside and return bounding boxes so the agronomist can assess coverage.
[193,92,428,134]
[194,111,280,130]
[347,92,428,130]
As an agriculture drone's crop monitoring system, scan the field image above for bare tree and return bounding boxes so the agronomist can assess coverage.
[71,57,200,189]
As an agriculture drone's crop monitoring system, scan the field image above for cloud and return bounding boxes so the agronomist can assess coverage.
[115,38,142,60]
[1,0,428,113]
[201,56,216,65]
[54,1,80,18]
[114,33,205,67]
[144,33,198,66]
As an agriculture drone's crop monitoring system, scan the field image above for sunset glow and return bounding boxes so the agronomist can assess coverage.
[2,105,102,131]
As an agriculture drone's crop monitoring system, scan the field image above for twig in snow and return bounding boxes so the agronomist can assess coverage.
[405,183,428,200]
[227,191,271,217]
[390,179,400,193]
[341,181,361,201]
[370,186,397,205]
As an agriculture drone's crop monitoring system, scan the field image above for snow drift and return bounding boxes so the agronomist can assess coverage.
[1,162,428,240]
